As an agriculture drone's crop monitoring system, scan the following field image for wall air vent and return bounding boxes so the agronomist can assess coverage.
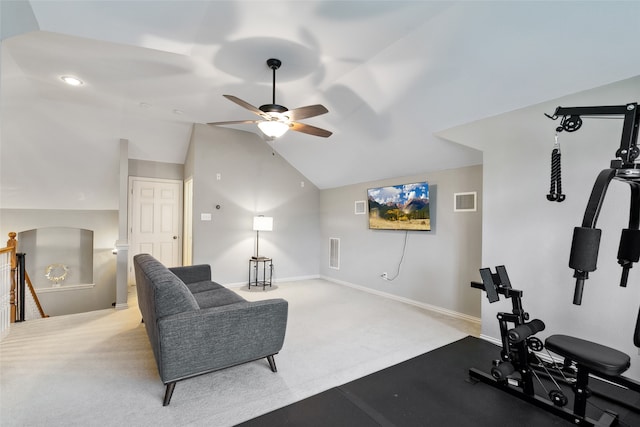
[329,237,340,270]
[354,200,366,215]
[454,192,477,212]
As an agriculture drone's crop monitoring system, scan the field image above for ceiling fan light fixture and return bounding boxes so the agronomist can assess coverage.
[258,120,289,138]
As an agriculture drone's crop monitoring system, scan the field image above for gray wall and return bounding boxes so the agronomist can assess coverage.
[129,159,184,180]
[187,124,321,284]
[441,76,640,379]
[0,209,117,316]
[319,165,483,319]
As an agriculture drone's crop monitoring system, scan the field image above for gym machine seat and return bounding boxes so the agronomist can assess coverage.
[545,334,630,421]
[545,335,630,377]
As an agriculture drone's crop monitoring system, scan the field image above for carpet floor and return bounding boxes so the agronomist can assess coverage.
[0,279,478,426]
[240,336,640,427]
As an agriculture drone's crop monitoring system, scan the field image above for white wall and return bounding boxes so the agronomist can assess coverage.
[187,124,321,284]
[319,165,483,319]
[441,76,640,379]
[0,209,117,316]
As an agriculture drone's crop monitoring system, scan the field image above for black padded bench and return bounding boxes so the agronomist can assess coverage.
[545,334,631,418]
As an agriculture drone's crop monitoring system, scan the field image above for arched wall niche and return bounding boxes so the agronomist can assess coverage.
[18,227,93,290]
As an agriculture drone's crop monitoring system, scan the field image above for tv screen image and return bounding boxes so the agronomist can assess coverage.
[367,181,431,231]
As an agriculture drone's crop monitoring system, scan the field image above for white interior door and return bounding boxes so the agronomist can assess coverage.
[128,177,183,283]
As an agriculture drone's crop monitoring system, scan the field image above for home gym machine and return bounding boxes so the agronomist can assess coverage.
[550,103,640,304]
[469,103,640,426]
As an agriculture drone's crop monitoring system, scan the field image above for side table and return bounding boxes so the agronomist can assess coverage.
[249,257,273,290]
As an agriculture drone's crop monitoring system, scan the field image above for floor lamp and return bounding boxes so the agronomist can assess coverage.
[253,216,273,259]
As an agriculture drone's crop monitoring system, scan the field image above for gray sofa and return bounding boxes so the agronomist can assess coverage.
[133,253,288,406]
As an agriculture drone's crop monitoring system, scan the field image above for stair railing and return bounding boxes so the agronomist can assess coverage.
[1,233,48,334]
[0,233,17,338]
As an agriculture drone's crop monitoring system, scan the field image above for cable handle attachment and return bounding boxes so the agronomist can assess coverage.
[547,133,566,202]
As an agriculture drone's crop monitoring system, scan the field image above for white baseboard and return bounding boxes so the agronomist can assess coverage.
[479,334,502,346]
[321,275,481,325]
[275,274,321,283]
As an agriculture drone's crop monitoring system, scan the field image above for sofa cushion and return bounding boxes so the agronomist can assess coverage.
[135,255,199,318]
[169,264,211,284]
[155,276,199,318]
[185,280,224,294]
[193,288,246,309]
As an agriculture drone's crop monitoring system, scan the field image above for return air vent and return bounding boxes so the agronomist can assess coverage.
[329,237,340,270]
[454,192,477,212]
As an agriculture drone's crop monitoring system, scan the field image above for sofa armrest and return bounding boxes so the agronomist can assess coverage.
[168,264,211,284]
[156,298,288,383]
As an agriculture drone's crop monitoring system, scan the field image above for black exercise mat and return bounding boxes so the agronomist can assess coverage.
[238,336,640,426]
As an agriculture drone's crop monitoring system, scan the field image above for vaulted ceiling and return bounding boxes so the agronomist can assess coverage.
[2,1,640,210]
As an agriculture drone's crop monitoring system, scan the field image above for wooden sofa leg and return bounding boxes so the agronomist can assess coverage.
[163,382,176,406]
[267,355,277,372]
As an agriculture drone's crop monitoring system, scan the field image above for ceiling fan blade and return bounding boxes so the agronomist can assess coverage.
[207,120,260,126]
[290,122,333,138]
[287,104,329,121]
[222,95,264,117]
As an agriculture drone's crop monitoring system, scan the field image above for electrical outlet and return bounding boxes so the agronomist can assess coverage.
[381,272,388,280]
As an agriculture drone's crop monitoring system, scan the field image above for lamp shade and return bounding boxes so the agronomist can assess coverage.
[253,216,273,231]
[257,120,289,138]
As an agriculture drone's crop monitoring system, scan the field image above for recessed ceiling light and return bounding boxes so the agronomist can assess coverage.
[60,75,83,86]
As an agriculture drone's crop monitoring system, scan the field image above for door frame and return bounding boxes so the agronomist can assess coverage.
[183,177,193,266]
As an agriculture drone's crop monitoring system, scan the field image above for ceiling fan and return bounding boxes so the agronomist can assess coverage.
[208,58,332,139]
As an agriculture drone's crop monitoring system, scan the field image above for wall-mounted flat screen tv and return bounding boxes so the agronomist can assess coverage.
[367,181,431,231]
